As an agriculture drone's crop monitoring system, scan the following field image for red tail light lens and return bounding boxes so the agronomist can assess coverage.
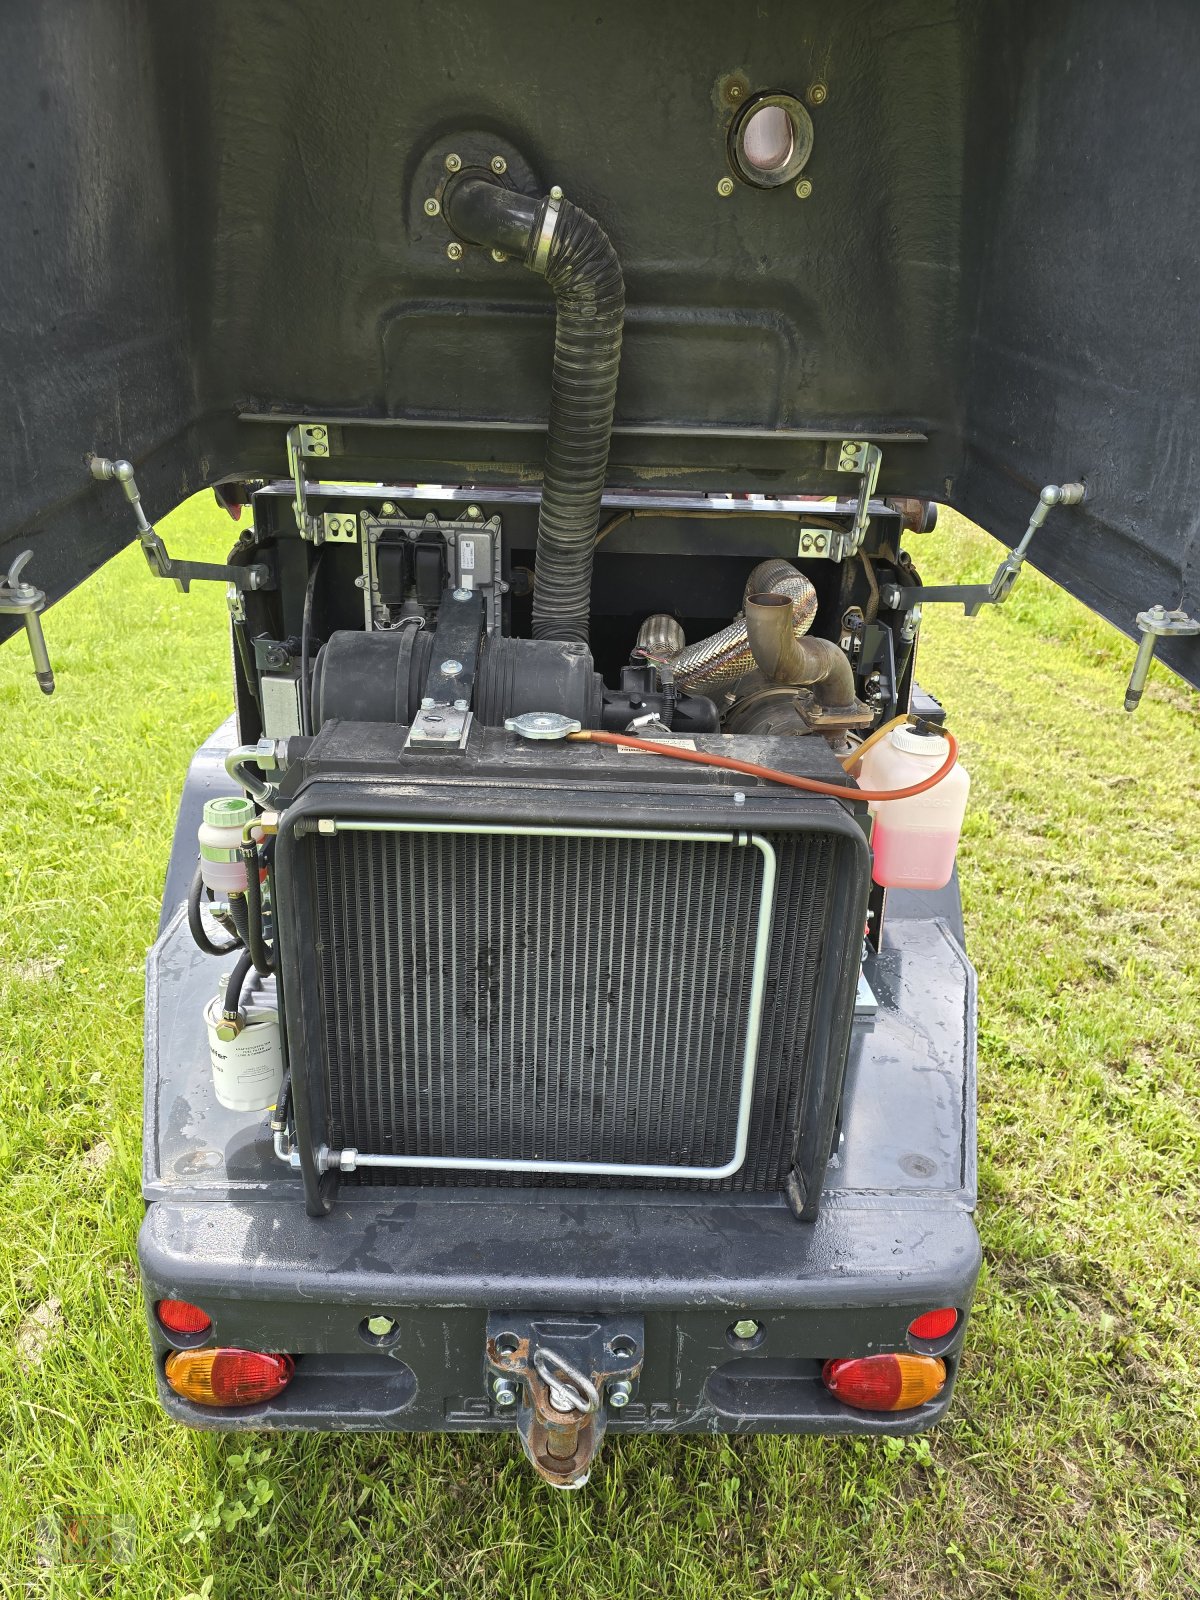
[822,1353,946,1412]
[156,1299,212,1335]
[165,1349,295,1408]
[908,1307,958,1341]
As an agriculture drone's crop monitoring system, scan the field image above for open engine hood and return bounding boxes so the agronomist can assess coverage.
[2,0,1197,690]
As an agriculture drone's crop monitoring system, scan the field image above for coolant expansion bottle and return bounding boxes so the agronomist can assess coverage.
[197,795,255,893]
[857,726,969,891]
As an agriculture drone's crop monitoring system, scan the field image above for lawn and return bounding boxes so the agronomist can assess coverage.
[1,495,1197,1598]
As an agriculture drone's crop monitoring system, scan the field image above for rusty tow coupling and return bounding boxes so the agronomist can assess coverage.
[485,1318,643,1488]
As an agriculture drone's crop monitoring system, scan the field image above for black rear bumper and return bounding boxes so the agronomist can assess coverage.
[141,1183,979,1434]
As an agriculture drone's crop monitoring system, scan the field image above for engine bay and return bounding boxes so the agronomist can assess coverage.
[229,478,933,758]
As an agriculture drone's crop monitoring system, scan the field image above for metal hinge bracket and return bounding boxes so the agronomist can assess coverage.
[825,440,882,560]
[287,423,338,540]
[0,550,55,693]
[1124,604,1199,713]
[89,457,272,593]
[879,481,1087,616]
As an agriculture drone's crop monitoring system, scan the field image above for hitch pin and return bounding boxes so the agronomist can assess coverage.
[0,550,54,694]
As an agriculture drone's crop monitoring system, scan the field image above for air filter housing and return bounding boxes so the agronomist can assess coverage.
[274,724,869,1218]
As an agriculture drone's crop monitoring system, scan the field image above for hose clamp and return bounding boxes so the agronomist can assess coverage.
[532,191,563,275]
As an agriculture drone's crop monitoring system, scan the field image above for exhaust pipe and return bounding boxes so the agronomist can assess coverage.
[743,591,869,727]
[444,176,624,644]
[653,559,818,691]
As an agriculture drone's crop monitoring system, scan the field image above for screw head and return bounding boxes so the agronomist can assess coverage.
[444,153,462,173]
[467,505,482,519]
[728,84,743,101]
[717,176,735,197]
[795,178,813,199]
[423,197,440,216]
[549,184,564,201]
[365,1315,397,1339]
[214,1018,240,1043]
[732,1318,762,1341]
[490,248,508,263]
[354,575,366,589]
[808,81,828,105]
[493,1377,519,1408]
[608,1380,633,1409]
[446,241,464,262]
[453,587,471,601]
[733,791,746,806]
[380,501,396,515]
[440,659,463,676]
[490,155,507,175]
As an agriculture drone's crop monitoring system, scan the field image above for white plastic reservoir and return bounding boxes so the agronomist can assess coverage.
[198,794,255,894]
[857,726,970,891]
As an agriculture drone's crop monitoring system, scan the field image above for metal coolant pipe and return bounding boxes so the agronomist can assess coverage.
[443,175,624,644]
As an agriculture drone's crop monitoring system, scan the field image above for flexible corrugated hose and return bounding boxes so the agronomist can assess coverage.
[443,176,624,644]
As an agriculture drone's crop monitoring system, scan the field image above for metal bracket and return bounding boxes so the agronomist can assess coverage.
[321,511,358,544]
[1124,604,1199,712]
[485,1313,644,1489]
[286,423,337,540]
[879,481,1087,616]
[0,550,54,693]
[826,440,882,560]
[403,585,484,751]
[89,457,272,593]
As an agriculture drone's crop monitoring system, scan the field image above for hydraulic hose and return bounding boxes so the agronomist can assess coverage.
[299,548,324,739]
[566,722,959,805]
[187,863,240,957]
[222,948,255,1026]
[239,840,273,977]
[443,175,624,643]
[225,892,251,948]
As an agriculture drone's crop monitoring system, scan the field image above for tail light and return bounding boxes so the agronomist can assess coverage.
[908,1307,958,1341]
[165,1349,294,1408]
[156,1299,212,1335]
[822,1353,946,1412]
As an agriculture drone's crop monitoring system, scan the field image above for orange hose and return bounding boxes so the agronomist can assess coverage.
[839,713,911,773]
[567,726,959,804]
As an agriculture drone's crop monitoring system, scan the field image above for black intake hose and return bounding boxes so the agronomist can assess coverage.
[444,176,624,644]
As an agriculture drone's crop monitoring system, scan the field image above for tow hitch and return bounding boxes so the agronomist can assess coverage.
[485,1314,644,1488]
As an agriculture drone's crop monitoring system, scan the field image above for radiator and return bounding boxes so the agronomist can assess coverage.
[294,817,858,1194]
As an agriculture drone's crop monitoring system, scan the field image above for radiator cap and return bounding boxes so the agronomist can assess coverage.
[504,712,582,741]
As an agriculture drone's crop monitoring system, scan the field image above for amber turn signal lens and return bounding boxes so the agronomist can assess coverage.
[165,1348,294,1408]
[156,1299,212,1335]
[907,1307,958,1341]
[822,1353,946,1412]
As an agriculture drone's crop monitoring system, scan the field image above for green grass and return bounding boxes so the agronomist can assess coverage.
[1,496,1198,1598]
